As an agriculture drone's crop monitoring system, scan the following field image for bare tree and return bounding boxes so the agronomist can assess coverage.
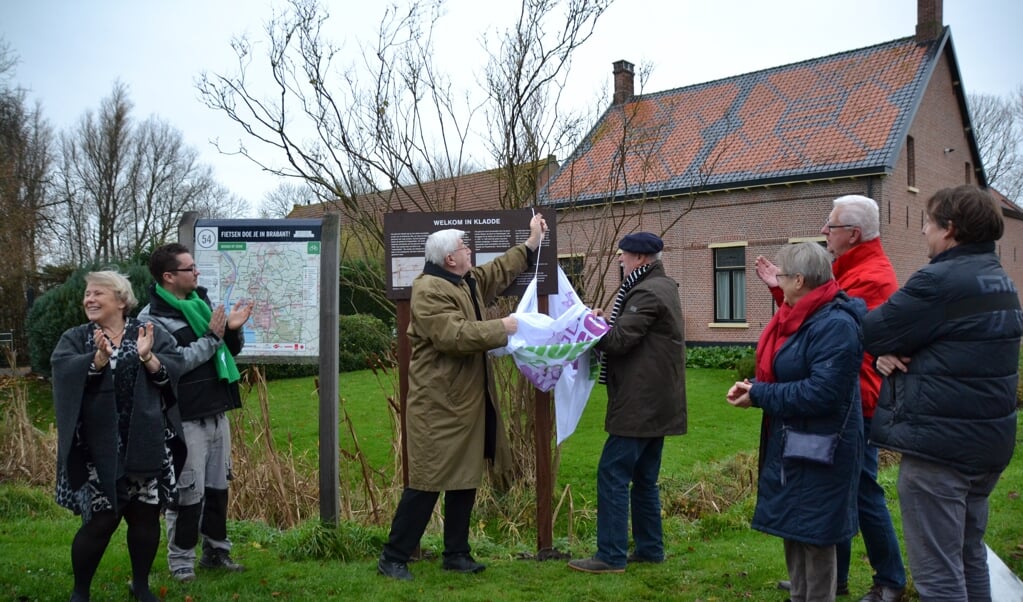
[197,0,477,236]
[0,39,54,358]
[260,181,314,218]
[55,82,134,263]
[50,83,248,265]
[196,0,619,506]
[482,0,611,209]
[969,89,1023,202]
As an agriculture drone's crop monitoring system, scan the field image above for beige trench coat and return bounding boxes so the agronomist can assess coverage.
[405,244,530,491]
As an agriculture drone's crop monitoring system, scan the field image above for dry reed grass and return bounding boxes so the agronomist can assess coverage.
[228,367,320,528]
[229,364,402,530]
[0,349,56,487]
[661,451,758,519]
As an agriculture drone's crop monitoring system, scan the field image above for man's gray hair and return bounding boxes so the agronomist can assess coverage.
[833,195,880,241]
[777,242,834,289]
[425,229,466,264]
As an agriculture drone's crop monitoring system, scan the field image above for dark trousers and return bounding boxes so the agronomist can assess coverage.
[381,487,476,562]
[836,416,906,588]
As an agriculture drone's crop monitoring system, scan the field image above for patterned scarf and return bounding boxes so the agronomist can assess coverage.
[598,261,656,385]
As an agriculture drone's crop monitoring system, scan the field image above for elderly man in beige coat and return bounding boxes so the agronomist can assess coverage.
[377,212,547,581]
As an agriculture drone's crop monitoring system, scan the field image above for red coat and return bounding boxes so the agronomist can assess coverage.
[769,238,897,417]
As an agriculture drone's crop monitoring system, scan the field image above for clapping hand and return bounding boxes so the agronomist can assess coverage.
[227,299,254,330]
[137,322,155,359]
[92,328,114,369]
[208,304,227,338]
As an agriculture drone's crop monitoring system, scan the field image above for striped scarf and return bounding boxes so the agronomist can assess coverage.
[598,261,656,385]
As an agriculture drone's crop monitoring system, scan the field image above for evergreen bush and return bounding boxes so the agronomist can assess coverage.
[339,313,394,372]
[685,345,755,370]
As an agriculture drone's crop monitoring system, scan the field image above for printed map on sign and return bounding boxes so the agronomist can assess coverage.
[193,220,322,360]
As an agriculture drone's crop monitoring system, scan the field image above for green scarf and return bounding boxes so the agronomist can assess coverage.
[154,284,240,383]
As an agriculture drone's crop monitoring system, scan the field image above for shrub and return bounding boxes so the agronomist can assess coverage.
[27,262,152,376]
[339,314,394,373]
[340,258,394,327]
[734,355,756,381]
[242,314,395,380]
[685,345,755,370]
[244,362,319,381]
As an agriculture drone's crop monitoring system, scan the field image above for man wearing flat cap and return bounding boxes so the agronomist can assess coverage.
[569,231,687,574]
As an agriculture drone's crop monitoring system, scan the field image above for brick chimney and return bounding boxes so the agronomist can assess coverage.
[613,60,635,105]
[916,0,943,42]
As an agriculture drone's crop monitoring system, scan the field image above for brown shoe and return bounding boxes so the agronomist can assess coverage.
[568,557,625,574]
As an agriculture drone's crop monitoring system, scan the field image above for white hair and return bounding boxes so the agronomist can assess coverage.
[833,195,880,241]
[85,270,138,315]
[424,229,466,264]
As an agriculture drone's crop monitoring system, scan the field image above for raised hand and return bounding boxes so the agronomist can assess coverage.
[525,212,548,251]
[755,255,780,288]
[227,299,254,330]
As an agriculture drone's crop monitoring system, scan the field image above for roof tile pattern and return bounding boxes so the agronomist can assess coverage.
[543,36,936,205]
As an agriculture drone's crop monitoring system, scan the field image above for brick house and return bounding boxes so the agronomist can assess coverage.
[540,0,1023,346]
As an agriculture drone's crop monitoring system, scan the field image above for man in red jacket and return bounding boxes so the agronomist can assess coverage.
[756,195,906,602]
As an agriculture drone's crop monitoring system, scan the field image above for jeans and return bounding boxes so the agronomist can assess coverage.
[898,455,1001,601]
[837,417,906,588]
[595,435,665,567]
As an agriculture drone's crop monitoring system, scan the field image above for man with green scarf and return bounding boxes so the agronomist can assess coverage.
[138,243,253,583]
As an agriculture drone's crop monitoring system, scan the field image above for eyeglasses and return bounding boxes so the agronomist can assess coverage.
[823,223,856,233]
[776,273,794,279]
[168,265,198,273]
[450,246,471,255]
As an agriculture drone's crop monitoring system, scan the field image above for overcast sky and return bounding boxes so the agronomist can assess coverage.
[3,0,1020,215]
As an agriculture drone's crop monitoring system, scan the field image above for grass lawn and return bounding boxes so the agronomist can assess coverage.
[3,367,1022,601]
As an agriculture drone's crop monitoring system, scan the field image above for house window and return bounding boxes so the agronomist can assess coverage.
[714,246,746,322]
[907,136,916,188]
[558,255,585,298]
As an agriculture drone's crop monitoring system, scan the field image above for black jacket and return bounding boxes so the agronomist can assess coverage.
[862,242,1022,473]
[138,285,243,421]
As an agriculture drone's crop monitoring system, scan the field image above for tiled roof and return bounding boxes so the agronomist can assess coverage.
[287,159,559,219]
[990,187,1023,218]
[542,34,944,206]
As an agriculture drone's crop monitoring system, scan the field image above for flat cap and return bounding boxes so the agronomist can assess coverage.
[618,231,664,254]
